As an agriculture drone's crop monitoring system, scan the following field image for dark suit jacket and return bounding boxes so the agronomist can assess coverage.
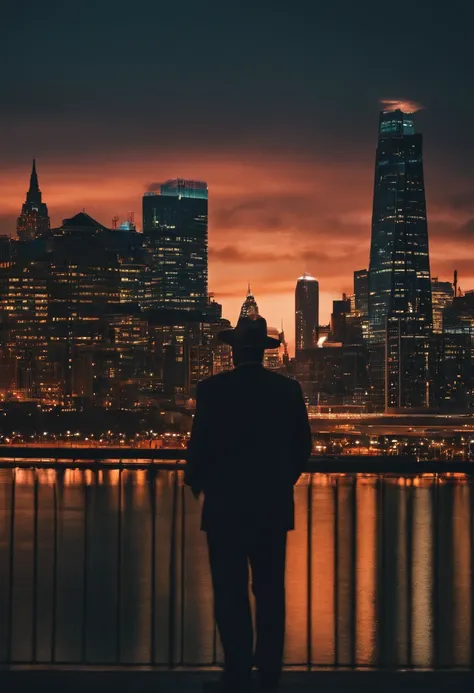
[184,364,312,532]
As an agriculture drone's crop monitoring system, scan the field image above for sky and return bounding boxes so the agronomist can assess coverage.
[2,0,474,353]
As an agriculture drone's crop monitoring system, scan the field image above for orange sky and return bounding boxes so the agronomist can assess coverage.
[1,151,473,354]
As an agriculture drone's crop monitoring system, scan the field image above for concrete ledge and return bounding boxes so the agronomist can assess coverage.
[1,669,473,692]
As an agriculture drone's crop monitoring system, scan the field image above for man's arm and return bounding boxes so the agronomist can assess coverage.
[291,380,312,485]
[184,381,209,497]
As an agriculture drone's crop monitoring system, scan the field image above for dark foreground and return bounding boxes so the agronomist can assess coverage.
[1,669,474,692]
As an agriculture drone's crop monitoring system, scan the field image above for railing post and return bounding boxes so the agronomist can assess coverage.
[180,478,186,666]
[350,475,357,668]
[471,478,474,670]
[149,470,156,665]
[406,482,413,668]
[307,472,313,669]
[6,467,16,664]
[32,469,39,663]
[116,468,122,664]
[333,477,339,667]
[433,476,440,668]
[81,480,89,664]
[168,469,179,666]
[51,477,58,663]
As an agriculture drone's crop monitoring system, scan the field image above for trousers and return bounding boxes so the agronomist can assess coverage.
[206,528,287,690]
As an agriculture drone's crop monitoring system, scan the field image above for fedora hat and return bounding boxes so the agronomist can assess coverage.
[219,314,281,350]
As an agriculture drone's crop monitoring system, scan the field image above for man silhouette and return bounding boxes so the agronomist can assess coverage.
[185,314,312,692]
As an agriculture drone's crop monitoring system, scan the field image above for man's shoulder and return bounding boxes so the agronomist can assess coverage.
[197,370,234,392]
[264,369,300,389]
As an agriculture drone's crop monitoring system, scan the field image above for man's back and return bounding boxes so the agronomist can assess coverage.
[185,364,312,531]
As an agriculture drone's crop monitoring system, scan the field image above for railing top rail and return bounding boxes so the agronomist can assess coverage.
[0,447,473,473]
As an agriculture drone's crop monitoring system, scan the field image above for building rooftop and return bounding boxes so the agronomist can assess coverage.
[144,179,208,200]
[297,272,318,282]
[60,212,109,232]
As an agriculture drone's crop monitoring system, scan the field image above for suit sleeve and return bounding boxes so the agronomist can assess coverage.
[291,380,312,485]
[184,381,209,497]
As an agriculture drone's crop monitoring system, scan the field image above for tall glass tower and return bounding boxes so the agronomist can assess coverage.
[295,273,319,354]
[142,179,208,310]
[368,109,432,409]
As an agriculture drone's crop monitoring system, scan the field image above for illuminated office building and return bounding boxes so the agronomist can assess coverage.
[201,319,233,375]
[142,179,208,310]
[0,260,49,399]
[263,326,282,370]
[17,160,50,241]
[295,273,319,354]
[354,269,369,317]
[431,277,454,334]
[435,294,474,410]
[368,108,432,409]
[119,262,145,305]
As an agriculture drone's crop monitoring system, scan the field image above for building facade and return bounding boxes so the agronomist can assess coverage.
[367,109,432,409]
[354,269,369,317]
[431,277,454,334]
[295,273,319,354]
[142,179,208,310]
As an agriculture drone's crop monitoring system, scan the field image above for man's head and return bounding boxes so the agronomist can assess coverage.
[218,314,280,367]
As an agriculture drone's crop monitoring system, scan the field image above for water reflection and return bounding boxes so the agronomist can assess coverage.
[0,469,473,668]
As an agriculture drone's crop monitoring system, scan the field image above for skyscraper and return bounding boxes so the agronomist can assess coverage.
[17,160,50,241]
[295,273,319,354]
[368,108,432,409]
[431,277,454,334]
[240,284,259,318]
[142,179,208,310]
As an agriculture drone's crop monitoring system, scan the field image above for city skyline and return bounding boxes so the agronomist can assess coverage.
[0,127,463,356]
[2,2,474,353]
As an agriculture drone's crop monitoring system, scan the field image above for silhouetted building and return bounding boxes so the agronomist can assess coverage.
[330,296,351,342]
[368,109,432,409]
[17,160,50,241]
[295,273,319,353]
[142,179,208,310]
[295,344,344,406]
[432,277,454,334]
[240,285,259,318]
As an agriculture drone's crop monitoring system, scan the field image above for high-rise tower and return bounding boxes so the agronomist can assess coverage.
[240,284,259,318]
[368,108,432,409]
[295,273,319,354]
[142,179,208,310]
[17,160,51,241]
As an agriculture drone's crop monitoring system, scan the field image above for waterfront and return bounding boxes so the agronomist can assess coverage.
[0,468,473,668]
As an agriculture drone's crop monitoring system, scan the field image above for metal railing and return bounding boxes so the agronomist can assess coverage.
[0,458,473,669]
[2,446,474,473]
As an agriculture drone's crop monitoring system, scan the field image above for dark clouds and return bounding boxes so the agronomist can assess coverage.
[449,193,474,214]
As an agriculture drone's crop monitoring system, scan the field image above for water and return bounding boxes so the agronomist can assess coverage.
[0,468,473,668]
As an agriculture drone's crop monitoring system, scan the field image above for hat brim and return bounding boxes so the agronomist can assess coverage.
[218,329,281,350]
